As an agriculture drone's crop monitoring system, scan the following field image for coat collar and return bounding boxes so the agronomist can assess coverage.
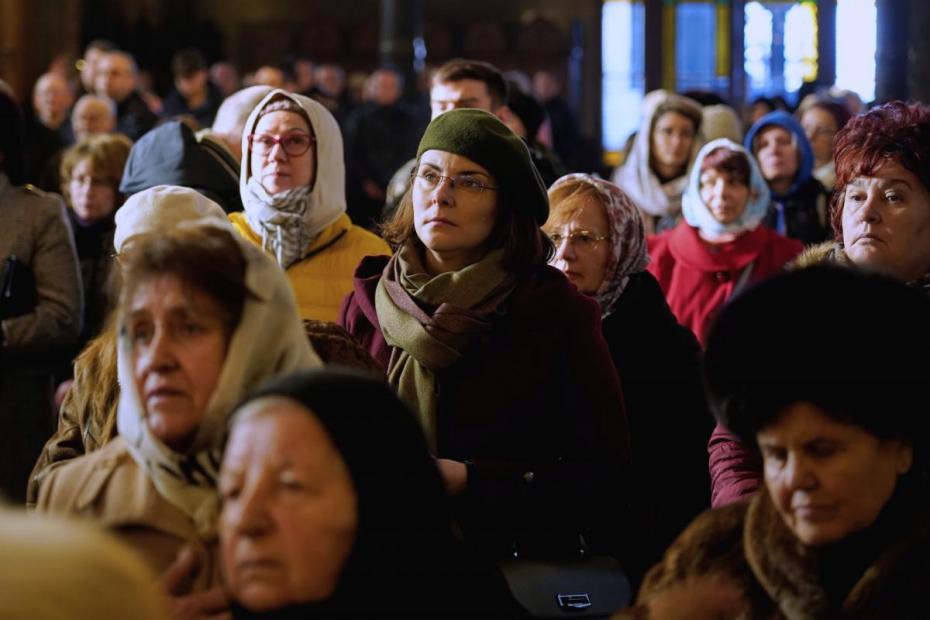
[666,220,770,272]
[743,489,928,617]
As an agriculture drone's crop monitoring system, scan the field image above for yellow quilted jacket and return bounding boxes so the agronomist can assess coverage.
[230,212,390,322]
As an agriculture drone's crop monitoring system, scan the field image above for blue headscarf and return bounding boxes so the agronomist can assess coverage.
[744,110,815,199]
[681,138,771,236]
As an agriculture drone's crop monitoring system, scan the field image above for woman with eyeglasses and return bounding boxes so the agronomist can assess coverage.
[543,174,713,578]
[647,138,803,346]
[232,90,390,322]
[341,109,631,568]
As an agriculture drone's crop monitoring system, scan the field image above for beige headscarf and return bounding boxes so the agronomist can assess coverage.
[114,185,321,538]
[0,508,164,620]
[612,92,704,231]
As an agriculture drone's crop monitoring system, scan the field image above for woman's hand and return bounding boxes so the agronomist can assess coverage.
[160,546,231,620]
[436,458,468,496]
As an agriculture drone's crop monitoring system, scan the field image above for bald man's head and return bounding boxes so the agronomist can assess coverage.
[33,72,74,129]
[71,94,116,141]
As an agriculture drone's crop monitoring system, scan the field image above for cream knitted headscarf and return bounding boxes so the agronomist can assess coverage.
[240,89,346,268]
[114,185,322,538]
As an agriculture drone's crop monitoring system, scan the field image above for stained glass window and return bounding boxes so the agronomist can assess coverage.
[602,0,646,155]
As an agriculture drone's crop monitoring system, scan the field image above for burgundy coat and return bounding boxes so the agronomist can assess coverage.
[708,423,762,507]
[340,256,631,559]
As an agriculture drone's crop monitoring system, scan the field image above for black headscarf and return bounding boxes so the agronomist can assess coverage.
[228,368,521,619]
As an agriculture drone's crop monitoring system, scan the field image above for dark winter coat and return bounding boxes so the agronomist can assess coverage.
[340,255,632,560]
[602,271,713,578]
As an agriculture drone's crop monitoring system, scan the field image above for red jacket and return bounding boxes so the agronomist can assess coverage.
[646,221,804,345]
[340,255,631,560]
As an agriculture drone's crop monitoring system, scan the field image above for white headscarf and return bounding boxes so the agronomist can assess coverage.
[240,89,346,268]
[114,185,321,537]
[681,138,771,236]
[612,92,704,224]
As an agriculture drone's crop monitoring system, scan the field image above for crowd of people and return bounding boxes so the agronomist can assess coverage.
[0,39,928,619]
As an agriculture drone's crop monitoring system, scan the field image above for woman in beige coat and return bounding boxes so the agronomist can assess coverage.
[37,186,320,603]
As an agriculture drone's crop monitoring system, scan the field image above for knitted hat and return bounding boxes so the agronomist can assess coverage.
[416,108,549,224]
[114,184,230,252]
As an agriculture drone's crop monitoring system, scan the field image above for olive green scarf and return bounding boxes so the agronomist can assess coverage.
[375,240,515,449]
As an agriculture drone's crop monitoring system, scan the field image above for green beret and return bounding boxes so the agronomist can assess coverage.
[416,108,549,224]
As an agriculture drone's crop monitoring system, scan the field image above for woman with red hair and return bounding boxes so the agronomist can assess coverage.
[710,101,930,508]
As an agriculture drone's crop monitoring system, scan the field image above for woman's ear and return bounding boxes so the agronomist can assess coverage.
[894,439,914,475]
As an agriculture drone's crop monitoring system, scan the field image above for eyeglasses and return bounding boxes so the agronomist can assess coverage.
[413,170,498,195]
[248,131,315,157]
[547,229,608,249]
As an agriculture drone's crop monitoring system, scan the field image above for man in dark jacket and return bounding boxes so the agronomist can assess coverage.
[119,120,241,213]
[745,110,829,245]
[160,48,223,130]
[344,68,422,230]
[95,50,157,141]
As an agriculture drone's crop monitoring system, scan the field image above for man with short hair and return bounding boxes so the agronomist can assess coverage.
[78,39,116,96]
[70,94,117,142]
[381,59,510,219]
[745,110,829,245]
[344,68,422,229]
[94,51,157,140]
[32,73,74,132]
[161,48,223,129]
[25,72,74,188]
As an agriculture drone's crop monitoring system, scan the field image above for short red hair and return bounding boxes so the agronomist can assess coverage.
[700,146,751,187]
[831,101,930,238]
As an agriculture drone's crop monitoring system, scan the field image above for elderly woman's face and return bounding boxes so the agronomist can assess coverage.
[250,110,315,195]
[413,150,498,270]
[128,275,230,452]
[841,160,930,282]
[758,402,912,547]
[699,168,751,225]
[651,111,695,174]
[220,401,358,612]
[546,198,610,295]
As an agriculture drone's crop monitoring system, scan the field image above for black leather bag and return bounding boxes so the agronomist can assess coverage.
[498,541,631,618]
[0,255,38,320]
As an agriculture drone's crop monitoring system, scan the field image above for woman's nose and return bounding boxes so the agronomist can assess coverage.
[430,176,456,205]
[234,481,273,537]
[784,454,817,490]
[554,237,576,261]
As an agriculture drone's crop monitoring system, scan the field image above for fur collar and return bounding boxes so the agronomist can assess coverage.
[744,491,929,618]
[791,241,844,270]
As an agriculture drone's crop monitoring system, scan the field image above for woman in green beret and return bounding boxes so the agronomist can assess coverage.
[341,108,631,566]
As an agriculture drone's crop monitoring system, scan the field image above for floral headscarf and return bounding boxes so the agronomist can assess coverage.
[548,173,649,318]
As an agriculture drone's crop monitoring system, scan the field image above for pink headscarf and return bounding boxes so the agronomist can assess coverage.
[548,173,649,317]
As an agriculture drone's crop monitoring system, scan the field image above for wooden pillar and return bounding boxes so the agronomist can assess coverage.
[907,0,930,103]
[875,0,909,102]
[661,0,677,91]
[0,0,29,102]
[644,0,663,92]
[817,0,837,89]
[379,0,424,96]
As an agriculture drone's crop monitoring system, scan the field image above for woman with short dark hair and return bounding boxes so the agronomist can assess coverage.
[620,267,930,619]
[341,108,630,563]
[712,101,930,508]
